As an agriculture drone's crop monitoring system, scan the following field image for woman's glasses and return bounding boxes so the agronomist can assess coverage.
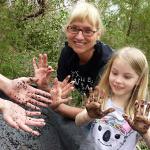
[67,25,98,37]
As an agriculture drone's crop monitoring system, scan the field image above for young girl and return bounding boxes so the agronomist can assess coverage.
[75,47,150,150]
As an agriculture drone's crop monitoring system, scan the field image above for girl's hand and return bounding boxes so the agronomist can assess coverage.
[33,53,54,92]
[86,86,115,118]
[50,78,72,110]
[1,99,45,136]
[4,77,52,110]
[123,100,150,135]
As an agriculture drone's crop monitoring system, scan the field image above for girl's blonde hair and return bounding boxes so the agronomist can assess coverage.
[65,2,104,35]
[99,47,149,116]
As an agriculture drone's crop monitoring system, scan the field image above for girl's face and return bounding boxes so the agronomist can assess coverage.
[109,57,139,99]
[66,20,100,55]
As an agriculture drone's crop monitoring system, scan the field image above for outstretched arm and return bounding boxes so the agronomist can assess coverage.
[0,98,45,136]
[75,101,114,125]
[75,108,93,125]
[56,103,83,119]
[0,74,52,110]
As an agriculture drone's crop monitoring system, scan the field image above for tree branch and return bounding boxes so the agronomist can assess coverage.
[23,0,46,21]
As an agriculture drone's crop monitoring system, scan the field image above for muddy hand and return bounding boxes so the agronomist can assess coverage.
[5,77,52,110]
[123,100,150,135]
[59,75,75,98]
[2,99,45,136]
[86,87,114,118]
[50,78,72,110]
[33,53,54,91]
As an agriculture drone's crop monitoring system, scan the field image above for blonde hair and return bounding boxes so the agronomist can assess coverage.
[98,47,149,116]
[65,1,104,35]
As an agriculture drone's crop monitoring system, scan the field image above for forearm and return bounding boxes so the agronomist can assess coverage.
[142,129,150,148]
[75,109,94,126]
[55,103,83,119]
[0,74,10,92]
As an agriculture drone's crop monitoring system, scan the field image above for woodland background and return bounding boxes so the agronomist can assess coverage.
[0,0,150,149]
[0,0,150,78]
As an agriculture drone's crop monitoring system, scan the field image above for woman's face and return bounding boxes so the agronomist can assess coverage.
[66,20,100,55]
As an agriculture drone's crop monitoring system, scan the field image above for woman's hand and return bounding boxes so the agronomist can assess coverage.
[50,78,72,110]
[4,77,52,110]
[1,99,45,136]
[58,75,75,98]
[123,100,150,135]
[86,86,114,118]
[33,53,54,92]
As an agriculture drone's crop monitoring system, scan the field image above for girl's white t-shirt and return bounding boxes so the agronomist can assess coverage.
[79,99,140,150]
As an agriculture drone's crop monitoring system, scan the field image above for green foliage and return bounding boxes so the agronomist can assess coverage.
[0,1,150,149]
[1,0,149,76]
[71,89,84,107]
[137,140,150,150]
[0,1,68,78]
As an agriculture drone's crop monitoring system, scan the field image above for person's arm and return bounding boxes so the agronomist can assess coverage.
[55,103,83,119]
[75,109,93,126]
[0,74,52,110]
[55,86,115,120]
[142,128,150,148]
[0,74,10,91]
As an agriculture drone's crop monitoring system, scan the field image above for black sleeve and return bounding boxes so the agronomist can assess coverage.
[101,43,114,64]
[93,41,114,87]
[57,47,70,81]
